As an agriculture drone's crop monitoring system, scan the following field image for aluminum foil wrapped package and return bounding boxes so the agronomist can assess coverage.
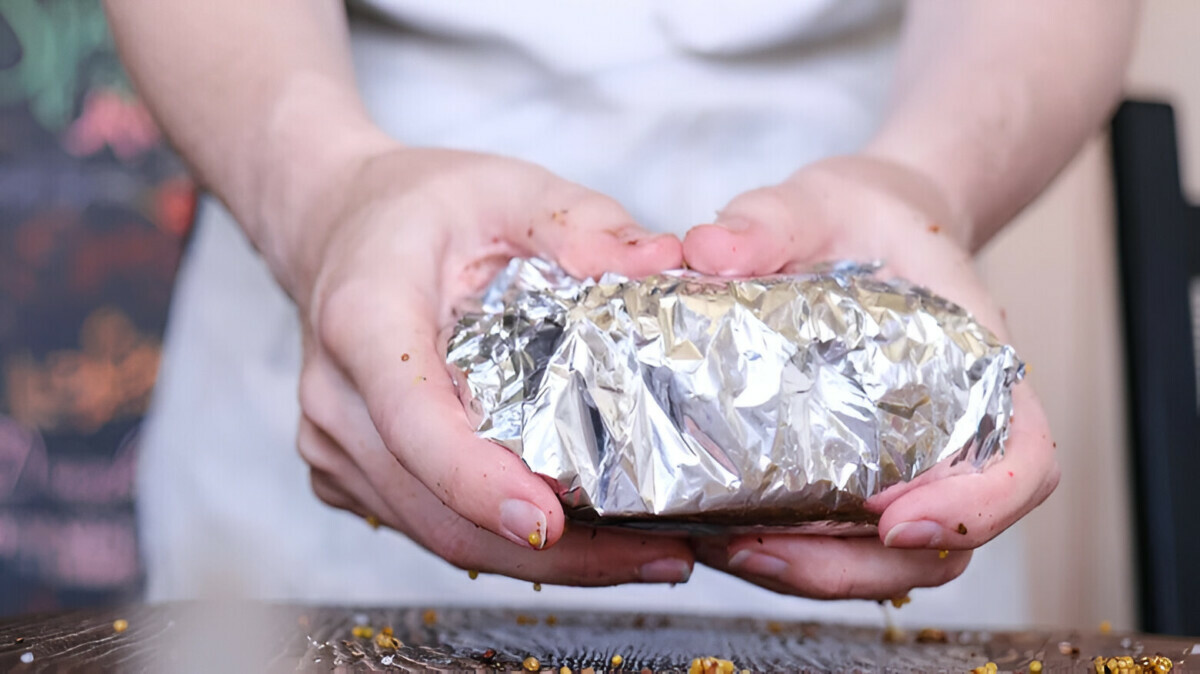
[447,258,1023,532]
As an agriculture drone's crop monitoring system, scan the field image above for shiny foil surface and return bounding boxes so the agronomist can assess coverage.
[447,258,1022,531]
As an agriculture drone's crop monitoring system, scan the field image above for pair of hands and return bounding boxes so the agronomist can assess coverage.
[293,146,1059,600]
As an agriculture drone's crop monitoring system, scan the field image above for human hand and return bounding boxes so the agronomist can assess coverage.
[291,146,694,586]
[683,155,1060,600]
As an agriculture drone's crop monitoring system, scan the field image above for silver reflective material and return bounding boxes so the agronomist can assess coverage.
[447,258,1023,531]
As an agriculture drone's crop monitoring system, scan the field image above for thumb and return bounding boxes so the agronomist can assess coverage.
[521,187,683,279]
[682,186,827,277]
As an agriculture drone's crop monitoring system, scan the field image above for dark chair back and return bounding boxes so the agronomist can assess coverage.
[1111,100,1200,635]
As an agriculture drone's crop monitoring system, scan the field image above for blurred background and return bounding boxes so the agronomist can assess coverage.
[0,0,1195,634]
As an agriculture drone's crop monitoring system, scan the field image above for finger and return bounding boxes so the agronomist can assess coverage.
[298,416,399,526]
[682,185,826,277]
[693,534,971,601]
[303,358,695,585]
[305,310,564,552]
[522,186,683,278]
[878,384,1060,550]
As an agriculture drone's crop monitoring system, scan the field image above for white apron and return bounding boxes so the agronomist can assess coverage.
[138,0,1031,627]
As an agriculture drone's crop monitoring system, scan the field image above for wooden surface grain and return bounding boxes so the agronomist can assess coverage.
[0,604,1197,672]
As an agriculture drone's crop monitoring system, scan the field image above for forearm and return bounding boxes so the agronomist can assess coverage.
[866,1,1139,251]
[103,0,395,296]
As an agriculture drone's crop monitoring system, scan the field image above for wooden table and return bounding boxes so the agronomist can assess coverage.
[1,604,1196,672]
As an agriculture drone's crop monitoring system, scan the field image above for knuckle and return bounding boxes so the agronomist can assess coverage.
[314,281,370,353]
[429,527,480,571]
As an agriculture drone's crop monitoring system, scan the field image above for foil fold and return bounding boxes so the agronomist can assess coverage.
[447,258,1022,531]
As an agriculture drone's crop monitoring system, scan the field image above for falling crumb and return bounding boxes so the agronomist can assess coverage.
[916,628,948,643]
[882,625,905,643]
[1029,660,1043,673]
[401,353,410,362]
[890,595,911,609]
[468,570,479,580]
[938,549,949,559]
[1100,620,1112,634]
[545,615,558,626]
[611,654,623,667]
[766,621,783,634]
[516,614,537,626]
[956,523,968,535]
[381,626,394,636]
[533,582,542,592]
[113,619,128,633]
[523,656,541,671]
[366,515,380,530]
[422,609,437,626]
[20,652,33,664]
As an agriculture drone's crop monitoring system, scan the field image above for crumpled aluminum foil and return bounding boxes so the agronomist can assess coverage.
[447,258,1023,531]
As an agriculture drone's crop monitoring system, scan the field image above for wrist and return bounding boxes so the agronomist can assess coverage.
[240,73,400,301]
[860,139,977,252]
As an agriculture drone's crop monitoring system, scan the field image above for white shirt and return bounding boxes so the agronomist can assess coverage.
[138,0,1031,627]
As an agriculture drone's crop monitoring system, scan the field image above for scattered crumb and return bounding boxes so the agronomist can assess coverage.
[480,649,496,661]
[766,621,783,634]
[112,619,128,634]
[560,667,572,674]
[523,656,541,672]
[938,549,949,559]
[545,615,558,626]
[1029,660,1043,673]
[374,632,401,649]
[956,523,968,535]
[611,654,623,667]
[516,614,537,626]
[916,628,948,644]
[351,624,374,639]
[688,656,736,674]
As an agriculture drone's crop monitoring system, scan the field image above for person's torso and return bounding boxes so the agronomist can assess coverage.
[135,0,1030,628]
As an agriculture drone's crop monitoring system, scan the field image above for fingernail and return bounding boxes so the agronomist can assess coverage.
[638,558,692,584]
[499,499,547,550]
[728,549,788,579]
[883,520,945,548]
